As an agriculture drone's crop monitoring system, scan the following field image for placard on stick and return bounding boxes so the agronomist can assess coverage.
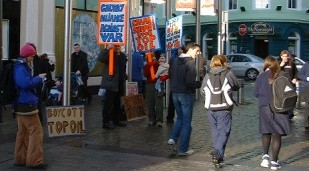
[123,94,147,121]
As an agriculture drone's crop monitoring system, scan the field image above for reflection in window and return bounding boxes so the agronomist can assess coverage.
[229,0,237,10]
[288,0,297,9]
[256,0,269,9]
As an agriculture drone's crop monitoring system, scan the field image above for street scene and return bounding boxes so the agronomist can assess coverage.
[0,81,308,170]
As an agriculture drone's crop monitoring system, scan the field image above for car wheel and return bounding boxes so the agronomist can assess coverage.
[246,68,258,80]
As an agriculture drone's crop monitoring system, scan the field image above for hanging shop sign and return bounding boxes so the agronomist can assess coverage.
[166,15,183,51]
[129,14,161,53]
[247,22,274,35]
[97,0,127,45]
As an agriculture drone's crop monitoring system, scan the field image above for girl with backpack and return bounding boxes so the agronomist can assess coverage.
[201,55,240,168]
[253,56,290,170]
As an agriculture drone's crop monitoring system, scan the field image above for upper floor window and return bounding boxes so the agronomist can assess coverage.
[229,0,237,10]
[288,0,297,9]
[255,0,269,9]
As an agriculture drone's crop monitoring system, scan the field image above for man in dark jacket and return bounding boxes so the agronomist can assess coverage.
[167,43,201,156]
[99,44,127,129]
[71,43,92,104]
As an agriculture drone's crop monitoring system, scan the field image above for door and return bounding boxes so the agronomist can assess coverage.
[254,39,268,58]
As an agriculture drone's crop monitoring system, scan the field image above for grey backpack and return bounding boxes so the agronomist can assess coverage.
[270,71,297,113]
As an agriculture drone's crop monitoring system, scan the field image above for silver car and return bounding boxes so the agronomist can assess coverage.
[226,54,264,80]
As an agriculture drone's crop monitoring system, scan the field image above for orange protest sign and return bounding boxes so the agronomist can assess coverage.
[109,48,114,76]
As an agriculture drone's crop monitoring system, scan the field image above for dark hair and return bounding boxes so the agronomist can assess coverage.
[74,43,80,46]
[186,42,200,50]
[180,45,188,53]
[40,53,48,58]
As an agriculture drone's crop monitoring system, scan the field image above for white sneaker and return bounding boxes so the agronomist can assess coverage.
[270,161,281,170]
[167,139,175,145]
[260,154,270,168]
[178,149,194,156]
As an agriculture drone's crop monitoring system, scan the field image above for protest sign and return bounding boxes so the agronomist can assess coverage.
[166,15,183,51]
[97,0,127,45]
[126,82,138,96]
[46,105,85,137]
[129,14,161,53]
[123,94,147,121]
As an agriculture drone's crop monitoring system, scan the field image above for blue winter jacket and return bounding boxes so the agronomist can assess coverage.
[14,59,43,106]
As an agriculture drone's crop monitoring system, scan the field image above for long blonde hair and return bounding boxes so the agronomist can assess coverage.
[263,56,281,83]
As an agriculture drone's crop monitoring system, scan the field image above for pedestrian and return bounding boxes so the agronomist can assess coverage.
[253,56,290,170]
[71,43,92,104]
[278,50,297,119]
[201,55,240,167]
[166,46,188,123]
[297,61,309,130]
[143,52,164,127]
[131,52,145,94]
[40,53,55,101]
[198,53,206,81]
[154,53,169,96]
[99,44,128,130]
[13,43,47,169]
[167,43,201,156]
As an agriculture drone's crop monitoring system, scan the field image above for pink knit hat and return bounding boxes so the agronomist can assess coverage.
[20,43,37,58]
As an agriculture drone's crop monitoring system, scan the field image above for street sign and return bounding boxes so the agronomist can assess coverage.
[239,24,247,36]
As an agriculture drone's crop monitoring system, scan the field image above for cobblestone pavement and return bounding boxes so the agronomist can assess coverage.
[0,81,308,171]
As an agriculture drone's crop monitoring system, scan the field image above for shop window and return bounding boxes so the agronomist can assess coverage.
[288,32,300,57]
[227,32,237,54]
[202,33,214,60]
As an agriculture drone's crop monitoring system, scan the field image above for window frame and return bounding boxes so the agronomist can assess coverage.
[254,0,271,10]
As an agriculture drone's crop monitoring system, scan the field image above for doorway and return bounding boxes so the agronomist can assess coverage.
[254,39,268,58]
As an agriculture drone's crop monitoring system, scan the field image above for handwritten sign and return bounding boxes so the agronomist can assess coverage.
[46,106,85,137]
[129,14,161,53]
[126,82,138,96]
[166,16,182,51]
[97,0,127,45]
[123,94,147,121]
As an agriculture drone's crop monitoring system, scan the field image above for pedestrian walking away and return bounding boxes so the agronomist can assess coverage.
[201,55,240,168]
[253,56,291,170]
[13,43,48,169]
[167,43,201,156]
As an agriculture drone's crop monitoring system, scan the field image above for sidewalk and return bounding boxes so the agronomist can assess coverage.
[0,83,308,170]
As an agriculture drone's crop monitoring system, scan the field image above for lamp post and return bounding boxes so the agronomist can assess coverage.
[217,0,223,55]
[0,0,3,122]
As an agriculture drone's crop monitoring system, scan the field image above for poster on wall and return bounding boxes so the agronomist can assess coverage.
[129,14,161,53]
[72,14,100,72]
[201,0,216,16]
[126,82,138,96]
[166,16,183,51]
[46,105,85,137]
[97,0,127,45]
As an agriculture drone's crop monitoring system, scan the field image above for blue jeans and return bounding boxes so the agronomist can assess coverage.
[169,93,195,153]
[208,110,232,159]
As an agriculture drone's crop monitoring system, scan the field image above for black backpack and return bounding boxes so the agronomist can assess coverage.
[0,60,18,108]
[203,70,234,111]
[270,71,297,113]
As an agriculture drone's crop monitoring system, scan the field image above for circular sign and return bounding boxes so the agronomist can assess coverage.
[239,24,247,36]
